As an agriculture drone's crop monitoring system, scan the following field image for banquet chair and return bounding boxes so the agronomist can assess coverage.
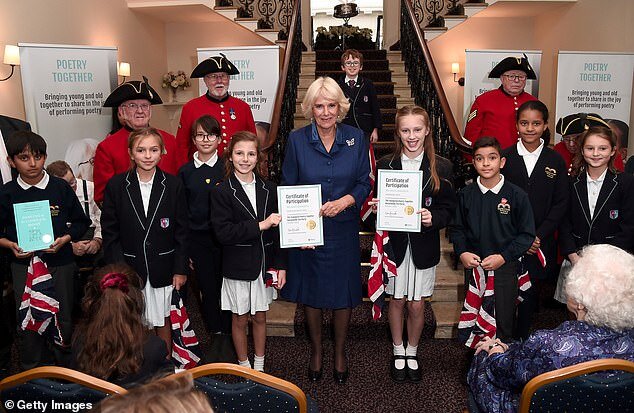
[185,362,319,413]
[519,358,634,413]
[0,366,127,408]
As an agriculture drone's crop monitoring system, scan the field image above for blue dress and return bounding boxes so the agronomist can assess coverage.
[280,123,371,309]
[468,321,634,413]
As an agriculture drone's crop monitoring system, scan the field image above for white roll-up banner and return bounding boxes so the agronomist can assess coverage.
[555,51,633,145]
[197,45,279,124]
[464,49,542,127]
[19,43,118,174]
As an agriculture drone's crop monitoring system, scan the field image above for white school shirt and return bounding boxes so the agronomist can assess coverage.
[75,179,102,239]
[137,171,156,216]
[516,139,544,177]
[193,151,218,168]
[17,170,49,189]
[401,151,424,172]
[586,168,607,218]
[477,174,505,195]
[235,172,257,211]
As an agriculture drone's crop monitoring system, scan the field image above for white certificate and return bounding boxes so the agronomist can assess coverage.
[376,170,423,232]
[278,184,324,248]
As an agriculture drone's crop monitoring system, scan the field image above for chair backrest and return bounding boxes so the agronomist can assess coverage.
[185,363,310,413]
[0,366,127,408]
[519,358,634,413]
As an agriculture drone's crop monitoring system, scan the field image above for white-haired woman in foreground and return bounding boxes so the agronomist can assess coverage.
[467,244,634,413]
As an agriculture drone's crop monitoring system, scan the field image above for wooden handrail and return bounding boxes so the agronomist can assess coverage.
[263,0,301,152]
[403,0,469,151]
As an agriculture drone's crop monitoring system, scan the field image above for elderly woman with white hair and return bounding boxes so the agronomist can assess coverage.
[281,76,371,384]
[467,243,634,413]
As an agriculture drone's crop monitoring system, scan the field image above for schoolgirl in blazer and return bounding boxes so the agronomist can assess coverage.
[560,169,634,255]
[376,154,456,268]
[210,173,286,280]
[101,167,190,288]
[560,125,634,257]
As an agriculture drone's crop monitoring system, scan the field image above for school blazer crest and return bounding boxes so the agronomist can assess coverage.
[101,168,190,288]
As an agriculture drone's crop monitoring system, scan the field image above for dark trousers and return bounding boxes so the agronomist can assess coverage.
[493,262,519,342]
[11,261,76,370]
[189,231,231,334]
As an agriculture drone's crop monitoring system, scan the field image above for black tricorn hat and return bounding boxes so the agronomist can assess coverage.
[190,54,240,78]
[103,76,163,107]
[555,113,610,136]
[488,55,537,79]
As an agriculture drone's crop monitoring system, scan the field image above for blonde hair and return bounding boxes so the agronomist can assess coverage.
[301,76,350,120]
[96,372,213,413]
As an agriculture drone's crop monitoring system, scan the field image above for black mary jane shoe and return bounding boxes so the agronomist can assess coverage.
[308,367,323,381]
[333,368,349,384]
[390,355,408,382]
[405,355,422,382]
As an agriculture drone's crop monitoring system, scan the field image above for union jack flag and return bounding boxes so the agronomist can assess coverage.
[458,266,496,349]
[367,230,398,320]
[170,289,202,369]
[18,256,64,346]
[360,144,376,221]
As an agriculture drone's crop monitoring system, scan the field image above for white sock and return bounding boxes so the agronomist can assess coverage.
[393,342,405,369]
[406,344,418,369]
[253,354,265,372]
[238,359,252,369]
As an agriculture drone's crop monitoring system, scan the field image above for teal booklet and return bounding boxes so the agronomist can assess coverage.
[13,200,55,252]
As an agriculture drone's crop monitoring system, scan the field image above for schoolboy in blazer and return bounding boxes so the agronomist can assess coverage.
[210,173,286,281]
[376,154,456,268]
[101,168,190,287]
[560,169,634,255]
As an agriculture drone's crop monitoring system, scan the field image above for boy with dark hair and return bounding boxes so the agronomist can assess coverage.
[451,136,535,340]
[0,131,90,369]
[337,49,382,143]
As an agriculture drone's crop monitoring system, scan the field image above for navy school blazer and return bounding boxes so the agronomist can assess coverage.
[101,168,190,288]
[210,174,286,281]
[376,154,457,268]
[560,169,634,255]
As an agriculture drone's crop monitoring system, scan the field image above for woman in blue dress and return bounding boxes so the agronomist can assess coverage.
[281,76,371,384]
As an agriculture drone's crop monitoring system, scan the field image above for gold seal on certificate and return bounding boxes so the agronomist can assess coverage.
[278,184,324,248]
[376,170,423,232]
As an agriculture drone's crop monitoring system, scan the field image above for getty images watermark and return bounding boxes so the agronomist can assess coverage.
[4,399,92,412]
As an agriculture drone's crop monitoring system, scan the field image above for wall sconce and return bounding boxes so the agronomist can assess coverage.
[1,45,20,82]
[451,62,464,87]
[117,62,130,83]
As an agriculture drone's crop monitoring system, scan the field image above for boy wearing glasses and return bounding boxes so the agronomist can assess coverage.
[337,49,382,143]
[178,115,231,342]
[93,78,179,204]
[464,56,537,149]
[176,54,256,164]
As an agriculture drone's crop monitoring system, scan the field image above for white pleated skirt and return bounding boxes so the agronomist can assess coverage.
[386,245,436,301]
[221,272,276,316]
[142,282,174,328]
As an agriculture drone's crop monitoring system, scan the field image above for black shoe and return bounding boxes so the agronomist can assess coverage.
[333,368,349,384]
[390,355,408,382]
[308,367,323,381]
[405,356,421,382]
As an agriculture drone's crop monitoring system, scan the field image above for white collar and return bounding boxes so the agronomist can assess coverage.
[587,168,608,184]
[401,151,424,163]
[235,172,256,186]
[17,170,49,190]
[517,139,544,157]
[345,76,359,83]
[477,174,505,194]
[193,151,218,168]
[137,170,156,185]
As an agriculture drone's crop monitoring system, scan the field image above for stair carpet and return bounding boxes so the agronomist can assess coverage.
[267,50,463,340]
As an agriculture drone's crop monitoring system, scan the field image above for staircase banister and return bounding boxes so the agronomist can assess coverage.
[263,0,300,152]
[403,0,469,152]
